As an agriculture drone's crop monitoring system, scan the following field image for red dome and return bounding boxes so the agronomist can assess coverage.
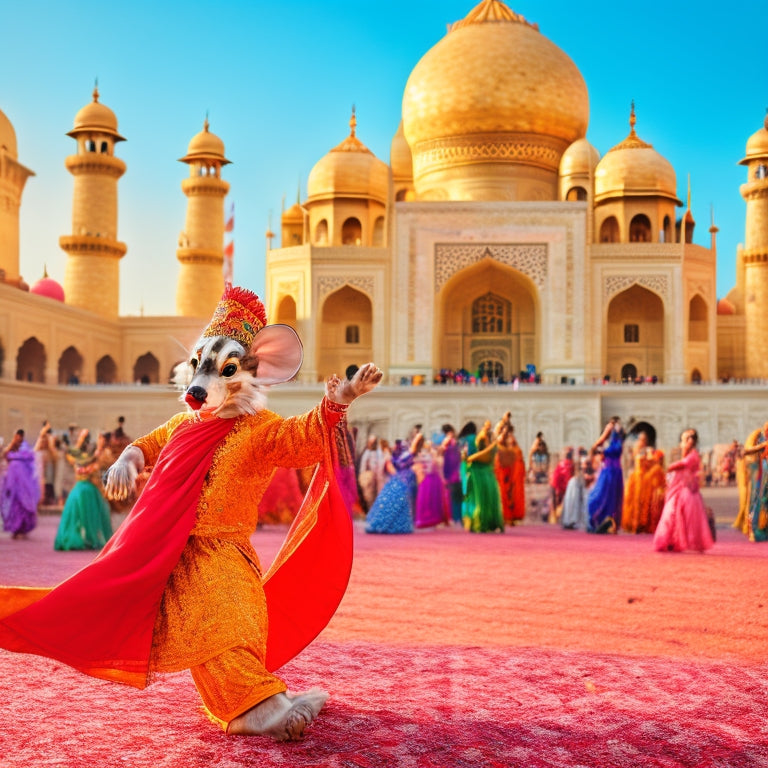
[716,298,734,316]
[30,276,65,302]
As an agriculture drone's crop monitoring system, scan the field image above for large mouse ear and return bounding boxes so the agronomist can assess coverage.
[250,324,303,385]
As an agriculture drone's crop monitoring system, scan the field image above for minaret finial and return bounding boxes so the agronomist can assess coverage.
[93,78,99,102]
[43,263,49,279]
[629,100,636,136]
[296,179,301,205]
[687,173,692,210]
[350,105,357,138]
[204,111,209,132]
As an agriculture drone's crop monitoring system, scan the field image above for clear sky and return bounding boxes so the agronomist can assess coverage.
[2,0,766,316]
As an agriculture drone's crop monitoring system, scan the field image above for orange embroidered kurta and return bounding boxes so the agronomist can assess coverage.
[131,405,331,673]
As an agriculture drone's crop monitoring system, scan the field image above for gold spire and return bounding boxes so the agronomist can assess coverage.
[203,112,210,132]
[607,102,652,152]
[331,108,371,154]
[92,81,99,103]
[449,0,538,32]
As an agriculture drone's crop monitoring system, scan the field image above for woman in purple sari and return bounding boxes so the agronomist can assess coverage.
[1,430,40,538]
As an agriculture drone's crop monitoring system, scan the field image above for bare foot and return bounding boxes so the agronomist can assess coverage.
[227,688,329,740]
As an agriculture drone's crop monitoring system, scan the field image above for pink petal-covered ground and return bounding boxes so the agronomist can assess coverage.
[0,513,766,767]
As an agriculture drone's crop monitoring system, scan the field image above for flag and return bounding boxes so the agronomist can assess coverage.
[223,202,234,282]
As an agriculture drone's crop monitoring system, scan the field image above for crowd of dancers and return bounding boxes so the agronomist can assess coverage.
[3,411,768,552]
[0,417,131,549]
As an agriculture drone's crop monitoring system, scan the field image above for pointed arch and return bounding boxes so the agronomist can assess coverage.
[317,285,372,379]
[437,259,538,382]
[600,216,619,243]
[688,294,708,342]
[605,284,664,383]
[96,355,118,384]
[58,346,84,385]
[133,352,160,384]
[275,295,297,331]
[16,337,46,383]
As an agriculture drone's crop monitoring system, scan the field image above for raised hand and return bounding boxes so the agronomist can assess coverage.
[325,362,383,405]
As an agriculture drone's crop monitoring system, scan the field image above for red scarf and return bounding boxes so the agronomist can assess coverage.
[0,411,353,685]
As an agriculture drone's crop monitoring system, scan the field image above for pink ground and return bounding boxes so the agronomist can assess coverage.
[0,513,766,767]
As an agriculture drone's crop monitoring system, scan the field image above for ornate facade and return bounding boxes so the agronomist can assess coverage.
[266,0,761,389]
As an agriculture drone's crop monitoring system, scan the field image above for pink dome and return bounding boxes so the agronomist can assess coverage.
[716,297,734,316]
[30,276,65,302]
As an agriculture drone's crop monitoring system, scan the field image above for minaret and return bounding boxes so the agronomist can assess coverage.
[0,108,35,285]
[176,118,230,318]
[59,86,127,318]
[739,111,768,377]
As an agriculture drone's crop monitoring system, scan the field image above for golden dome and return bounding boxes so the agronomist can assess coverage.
[281,201,303,223]
[0,108,18,158]
[390,121,413,180]
[594,105,680,203]
[560,138,600,177]
[180,117,230,164]
[402,0,589,197]
[307,111,389,204]
[68,86,125,142]
[740,112,768,164]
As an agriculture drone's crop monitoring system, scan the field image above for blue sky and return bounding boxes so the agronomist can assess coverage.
[2,0,766,316]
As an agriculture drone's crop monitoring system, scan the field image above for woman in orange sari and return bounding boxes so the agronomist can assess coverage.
[623,432,666,533]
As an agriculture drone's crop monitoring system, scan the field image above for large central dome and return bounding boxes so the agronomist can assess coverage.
[402,0,589,201]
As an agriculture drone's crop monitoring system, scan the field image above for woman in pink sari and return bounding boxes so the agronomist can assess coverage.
[653,428,714,553]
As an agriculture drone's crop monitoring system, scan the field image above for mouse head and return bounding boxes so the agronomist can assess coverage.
[174,284,303,418]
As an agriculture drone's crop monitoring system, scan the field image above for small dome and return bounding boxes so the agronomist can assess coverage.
[30,271,65,302]
[560,138,600,177]
[390,121,413,180]
[281,201,303,223]
[717,297,735,316]
[307,111,389,204]
[740,112,768,164]
[0,107,18,158]
[180,118,230,165]
[68,86,125,142]
[594,105,680,204]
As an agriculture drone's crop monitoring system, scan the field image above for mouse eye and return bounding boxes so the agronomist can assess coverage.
[221,361,239,378]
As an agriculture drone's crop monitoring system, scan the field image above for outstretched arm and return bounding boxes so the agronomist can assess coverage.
[325,362,383,405]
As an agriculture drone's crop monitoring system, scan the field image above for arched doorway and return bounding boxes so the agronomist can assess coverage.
[605,284,664,383]
[318,285,372,379]
[58,346,84,384]
[133,352,160,384]
[341,217,362,245]
[275,295,297,330]
[629,213,651,242]
[621,363,637,382]
[599,216,619,243]
[16,337,46,383]
[96,355,118,384]
[688,295,708,341]
[437,260,537,382]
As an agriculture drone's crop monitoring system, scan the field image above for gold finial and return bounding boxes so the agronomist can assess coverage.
[629,101,637,136]
[350,105,357,138]
[43,264,49,279]
[687,173,692,210]
[203,112,210,132]
[93,78,99,103]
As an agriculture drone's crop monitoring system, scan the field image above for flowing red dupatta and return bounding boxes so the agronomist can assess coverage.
[0,416,234,686]
[0,405,354,685]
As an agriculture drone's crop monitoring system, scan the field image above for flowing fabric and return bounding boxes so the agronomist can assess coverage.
[414,454,449,528]
[561,474,588,530]
[0,406,354,685]
[53,478,112,550]
[653,449,714,553]
[365,452,416,534]
[0,441,39,536]
[622,449,666,534]
[587,430,625,532]
[464,438,504,533]
[748,450,768,542]
[494,443,525,524]
[258,467,304,525]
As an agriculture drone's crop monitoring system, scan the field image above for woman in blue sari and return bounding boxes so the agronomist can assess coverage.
[365,435,422,534]
[587,417,625,534]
